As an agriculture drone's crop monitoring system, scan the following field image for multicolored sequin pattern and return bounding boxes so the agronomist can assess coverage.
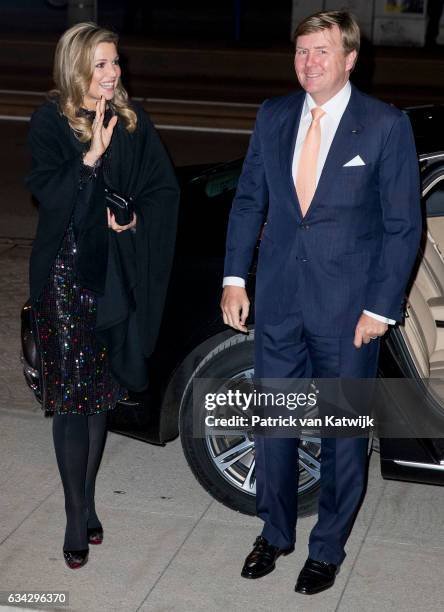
[34,221,124,415]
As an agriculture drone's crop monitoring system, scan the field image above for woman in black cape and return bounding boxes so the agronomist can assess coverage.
[25,22,179,569]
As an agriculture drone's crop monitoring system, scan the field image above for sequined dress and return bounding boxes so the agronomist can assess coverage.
[34,110,124,415]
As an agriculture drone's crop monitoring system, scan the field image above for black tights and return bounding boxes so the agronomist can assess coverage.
[52,411,108,551]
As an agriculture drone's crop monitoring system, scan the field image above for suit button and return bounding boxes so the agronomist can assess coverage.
[300,223,310,230]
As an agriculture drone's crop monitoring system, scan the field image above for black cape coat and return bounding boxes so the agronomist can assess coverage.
[25,97,180,391]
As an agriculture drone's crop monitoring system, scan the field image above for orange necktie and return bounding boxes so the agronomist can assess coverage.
[296,107,325,217]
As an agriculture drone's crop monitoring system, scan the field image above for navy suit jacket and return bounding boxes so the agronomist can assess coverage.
[223,85,422,337]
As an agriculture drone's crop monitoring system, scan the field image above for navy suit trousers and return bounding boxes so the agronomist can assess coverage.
[254,310,380,566]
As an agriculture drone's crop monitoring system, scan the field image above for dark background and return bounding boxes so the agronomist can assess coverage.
[0,0,292,44]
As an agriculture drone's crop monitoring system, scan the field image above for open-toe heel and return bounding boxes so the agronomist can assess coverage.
[63,548,89,569]
[87,527,103,545]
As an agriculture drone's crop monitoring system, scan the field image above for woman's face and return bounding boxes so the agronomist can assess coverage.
[83,42,121,110]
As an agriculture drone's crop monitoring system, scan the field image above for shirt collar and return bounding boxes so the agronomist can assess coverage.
[302,80,352,123]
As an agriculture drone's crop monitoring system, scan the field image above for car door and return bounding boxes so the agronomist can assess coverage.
[379,152,444,486]
[423,155,444,251]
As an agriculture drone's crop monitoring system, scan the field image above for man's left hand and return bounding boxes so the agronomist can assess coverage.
[353,313,388,348]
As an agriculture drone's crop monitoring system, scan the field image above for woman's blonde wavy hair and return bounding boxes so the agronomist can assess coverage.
[51,22,137,142]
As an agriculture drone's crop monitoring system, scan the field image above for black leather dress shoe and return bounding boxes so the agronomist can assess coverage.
[295,558,338,595]
[241,535,294,579]
[63,549,89,570]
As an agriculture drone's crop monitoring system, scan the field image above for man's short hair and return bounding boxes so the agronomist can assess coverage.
[293,10,360,57]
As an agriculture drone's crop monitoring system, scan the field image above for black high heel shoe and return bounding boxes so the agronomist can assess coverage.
[87,527,104,545]
[63,549,89,570]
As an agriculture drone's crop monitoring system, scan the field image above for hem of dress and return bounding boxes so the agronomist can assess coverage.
[41,403,118,416]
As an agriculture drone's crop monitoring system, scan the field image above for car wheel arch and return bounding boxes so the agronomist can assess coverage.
[158,328,251,443]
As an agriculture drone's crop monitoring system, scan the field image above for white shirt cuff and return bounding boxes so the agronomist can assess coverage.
[223,276,246,288]
[363,310,396,325]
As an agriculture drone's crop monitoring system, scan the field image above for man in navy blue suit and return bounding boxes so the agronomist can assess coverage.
[221,10,421,595]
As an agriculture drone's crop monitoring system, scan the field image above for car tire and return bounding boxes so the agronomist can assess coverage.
[179,331,321,517]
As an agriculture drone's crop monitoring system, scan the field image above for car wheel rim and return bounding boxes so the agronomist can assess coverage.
[203,368,321,497]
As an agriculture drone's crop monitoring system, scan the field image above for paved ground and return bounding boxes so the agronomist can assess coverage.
[1,241,444,612]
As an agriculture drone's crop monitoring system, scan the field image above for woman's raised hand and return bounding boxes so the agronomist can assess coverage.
[83,96,118,166]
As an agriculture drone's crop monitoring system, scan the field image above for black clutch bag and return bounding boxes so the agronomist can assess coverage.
[104,186,134,226]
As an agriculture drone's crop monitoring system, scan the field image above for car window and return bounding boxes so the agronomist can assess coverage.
[203,170,241,198]
[425,175,444,218]
[175,165,242,258]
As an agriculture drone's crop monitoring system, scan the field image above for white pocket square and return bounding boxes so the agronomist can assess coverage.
[343,155,365,167]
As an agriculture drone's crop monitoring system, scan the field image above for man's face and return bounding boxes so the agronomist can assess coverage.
[294,25,357,105]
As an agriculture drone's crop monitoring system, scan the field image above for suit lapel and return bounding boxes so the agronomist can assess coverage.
[278,92,305,219]
[305,86,365,219]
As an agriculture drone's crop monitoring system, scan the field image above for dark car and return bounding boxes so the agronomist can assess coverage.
[21,104,444,518]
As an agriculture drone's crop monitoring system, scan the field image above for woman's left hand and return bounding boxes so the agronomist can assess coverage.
[107,208,137,233]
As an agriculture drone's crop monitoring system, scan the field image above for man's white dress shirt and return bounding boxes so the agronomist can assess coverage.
[223,80,395,325]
